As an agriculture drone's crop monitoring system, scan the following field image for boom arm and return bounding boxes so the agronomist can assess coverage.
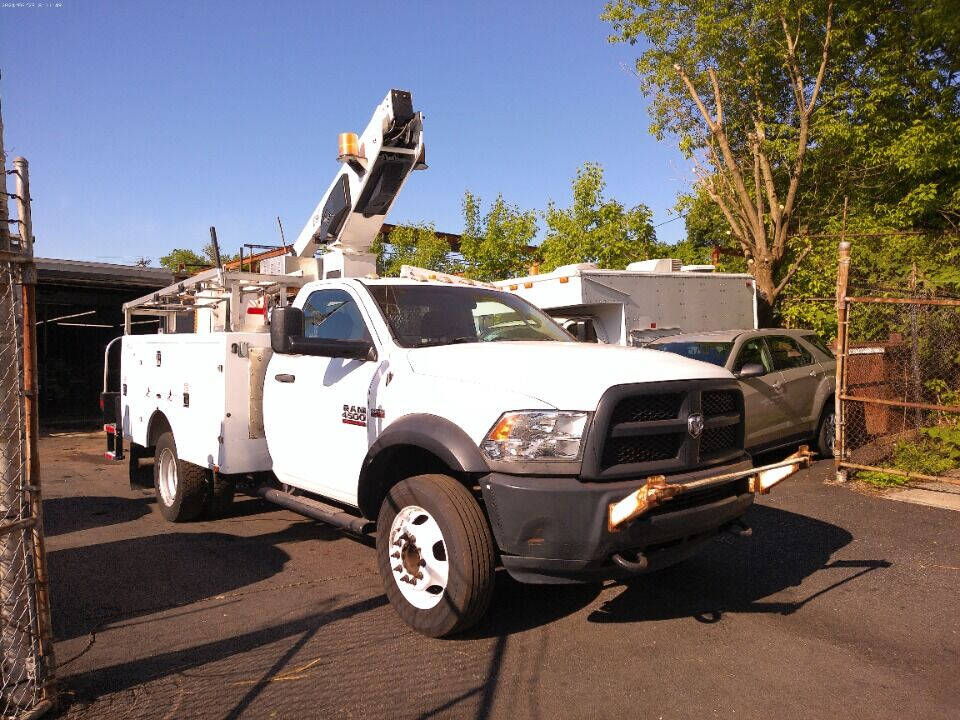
[293,89,425,259]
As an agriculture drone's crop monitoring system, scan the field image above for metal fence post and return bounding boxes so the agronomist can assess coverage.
[0,92,55,718]
[834,240,851,482]
[14,156,56,706]
[0,146,34,715]
[0,93,8,252]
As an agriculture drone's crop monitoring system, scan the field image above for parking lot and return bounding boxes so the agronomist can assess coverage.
[44,432,958,719]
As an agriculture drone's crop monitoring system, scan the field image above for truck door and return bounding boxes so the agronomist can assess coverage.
[766,335,821,434]
[264,287,381,504]
[731,337,791,449]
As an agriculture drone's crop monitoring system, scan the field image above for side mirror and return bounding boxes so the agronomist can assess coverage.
[271,306,304,354]
[736,362,766,379]
[270,306,377,361]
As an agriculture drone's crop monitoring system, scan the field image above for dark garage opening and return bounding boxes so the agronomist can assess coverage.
[36,259,178,429]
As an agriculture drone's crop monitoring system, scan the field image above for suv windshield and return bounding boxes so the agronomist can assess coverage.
[653,341,733,367]
[365,284,573,348]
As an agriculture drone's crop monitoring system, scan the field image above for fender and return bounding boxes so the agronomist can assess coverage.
[145,409,172,448]
[364,413,489,475]
[814,389,835,422]
[356,414,489,518]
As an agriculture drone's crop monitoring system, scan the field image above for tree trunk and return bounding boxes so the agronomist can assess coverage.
[752,260,777,327]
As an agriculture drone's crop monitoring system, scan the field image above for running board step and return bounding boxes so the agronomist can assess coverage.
[257,487,374,535]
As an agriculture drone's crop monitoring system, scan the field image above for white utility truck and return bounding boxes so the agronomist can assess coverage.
[103,90,808,637]
[491,260,758,345]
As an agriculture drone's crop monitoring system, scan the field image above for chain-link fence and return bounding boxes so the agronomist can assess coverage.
[835,241,960,487]
[0,117,55,715]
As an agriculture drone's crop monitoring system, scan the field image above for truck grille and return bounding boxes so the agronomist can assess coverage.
[700,425,737,456]
[582,379,745,481]
[611,393,684,423]
[702,390,737,416]
[601,433,685,466]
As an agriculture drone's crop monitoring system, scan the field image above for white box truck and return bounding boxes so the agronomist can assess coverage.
[492,260,758,345]
[102,90,808,636]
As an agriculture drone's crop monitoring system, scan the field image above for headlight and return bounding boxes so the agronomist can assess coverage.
[481,411,590,461]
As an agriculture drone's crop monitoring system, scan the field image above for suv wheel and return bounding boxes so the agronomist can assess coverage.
[376,474,495,637]
[816,407,836,458]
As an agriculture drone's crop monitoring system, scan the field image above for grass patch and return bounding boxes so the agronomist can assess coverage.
[855,423,960,488]
[858,470,909,488]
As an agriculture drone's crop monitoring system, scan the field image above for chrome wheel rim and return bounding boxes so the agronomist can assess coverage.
[157,448,178,507]
[388,505,448,610]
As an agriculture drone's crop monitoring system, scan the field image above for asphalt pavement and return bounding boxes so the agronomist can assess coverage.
[41,433,959,719]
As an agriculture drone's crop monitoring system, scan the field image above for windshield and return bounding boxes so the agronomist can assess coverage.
[654,341,733,367]
[365,284,574,348]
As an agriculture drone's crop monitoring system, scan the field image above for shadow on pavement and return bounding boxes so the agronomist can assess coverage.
[43,495,154,537]
[589,504,890,624]
[48,520,343,641]
[467,572,601,639]
[58,593,389,719]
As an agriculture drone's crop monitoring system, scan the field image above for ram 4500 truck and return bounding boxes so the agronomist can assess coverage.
[102,89,808,636]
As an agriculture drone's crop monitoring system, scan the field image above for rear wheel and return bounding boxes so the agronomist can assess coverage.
[816,406,836,458]
[153,431,208,522]
[376,474,495,638]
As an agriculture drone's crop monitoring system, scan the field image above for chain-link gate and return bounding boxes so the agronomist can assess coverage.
[1,104,55,718]
[834,241,960,486]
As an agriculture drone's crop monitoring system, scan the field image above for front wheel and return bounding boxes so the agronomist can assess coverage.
[816,407,836,458]
[376,474,495,638]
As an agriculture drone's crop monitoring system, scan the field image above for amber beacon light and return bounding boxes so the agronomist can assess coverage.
[338,132,361,160]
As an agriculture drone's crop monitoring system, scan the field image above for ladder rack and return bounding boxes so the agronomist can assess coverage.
[122,268,310,334]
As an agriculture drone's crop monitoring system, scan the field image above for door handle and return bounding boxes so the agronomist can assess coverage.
[808,369,817,377]
[274,373,296,383]
[772,381,784,392]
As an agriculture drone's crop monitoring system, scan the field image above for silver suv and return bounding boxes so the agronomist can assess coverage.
[648,329,836,456]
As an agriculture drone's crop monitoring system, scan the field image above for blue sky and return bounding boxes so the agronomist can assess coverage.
[0,0,691,264]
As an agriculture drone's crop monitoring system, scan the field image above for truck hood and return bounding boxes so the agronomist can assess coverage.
[403,341,734,410]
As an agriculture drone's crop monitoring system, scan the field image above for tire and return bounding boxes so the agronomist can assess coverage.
[128,443,154,490]
[204,473,235,518]
[816,406,836,458]
[153,431,209,522]
[375,474,495,638]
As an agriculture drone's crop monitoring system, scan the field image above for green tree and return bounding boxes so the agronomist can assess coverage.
[603,0,837,314]
[804,2,960,232]
[459,191,538,281]
[159,248,208,272]
[159,239,240,272]
[539,163,657,271]
[603,0,960,321]
[371,223,454,277]
[670,187,738,270]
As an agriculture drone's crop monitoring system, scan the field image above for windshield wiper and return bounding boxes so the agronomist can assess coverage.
[416,336,478,348]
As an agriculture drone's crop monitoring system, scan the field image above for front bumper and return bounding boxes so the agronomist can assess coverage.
[481,457,757,584]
